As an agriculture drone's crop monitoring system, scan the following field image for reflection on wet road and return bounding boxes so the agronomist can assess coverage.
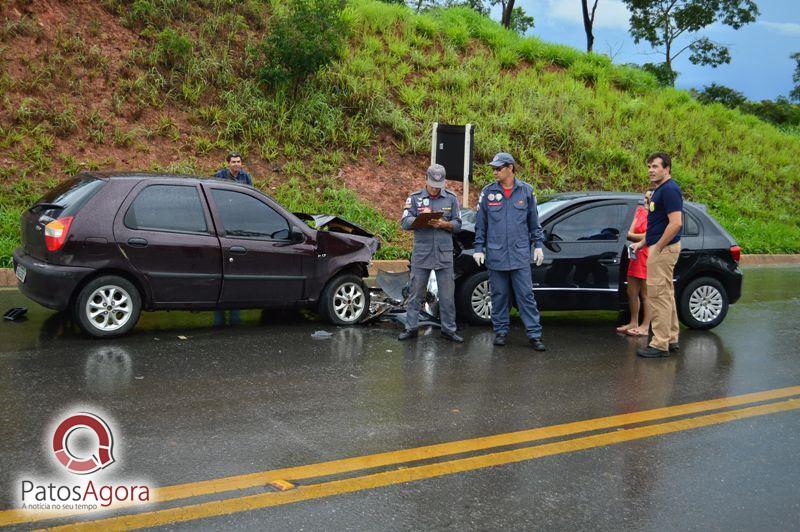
[0,266,798,529]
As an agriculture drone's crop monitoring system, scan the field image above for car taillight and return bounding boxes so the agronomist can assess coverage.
[730,245,741,263]
[44,216,74,251]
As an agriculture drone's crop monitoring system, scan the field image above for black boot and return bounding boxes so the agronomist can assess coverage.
[529,337,546,351]
[441,331,464,343]
[637,345,670,358]
[493,333,507,346]
[398,329,418,341]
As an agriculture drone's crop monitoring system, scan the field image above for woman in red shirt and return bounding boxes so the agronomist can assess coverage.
[616,190,653,336]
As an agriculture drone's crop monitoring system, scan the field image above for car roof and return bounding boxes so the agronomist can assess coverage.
[543,191,705,210]
[80,171,245,186]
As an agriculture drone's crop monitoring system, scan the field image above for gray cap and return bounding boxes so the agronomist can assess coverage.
[488,152,516,168]
[426,164,447,189]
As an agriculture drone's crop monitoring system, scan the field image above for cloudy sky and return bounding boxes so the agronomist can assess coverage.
[500,0,799,101]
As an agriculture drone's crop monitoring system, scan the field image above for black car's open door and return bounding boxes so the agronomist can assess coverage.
[535,201,636,310]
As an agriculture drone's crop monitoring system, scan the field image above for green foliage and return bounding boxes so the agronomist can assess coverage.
[623,0,758,84]
[0,0,798,267]
[255,0,349,88]
[693,84,800,128]
[791,52,800,103]
[154,28,192,70]
[507,6,534,35]
[695,83,747,108]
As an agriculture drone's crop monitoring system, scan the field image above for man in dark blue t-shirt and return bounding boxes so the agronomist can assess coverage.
[214,151,252,186]
[632,152,683,358]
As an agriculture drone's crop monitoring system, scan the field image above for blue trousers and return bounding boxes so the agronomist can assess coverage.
[488,268,542,339]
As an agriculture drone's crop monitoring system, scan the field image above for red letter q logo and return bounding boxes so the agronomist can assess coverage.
[52,413,115,475]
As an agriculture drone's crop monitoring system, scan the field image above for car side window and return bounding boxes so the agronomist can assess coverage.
[550,204,626,242]
[683,210,700,236]
[211,189,290,240]
[124,185,208,233]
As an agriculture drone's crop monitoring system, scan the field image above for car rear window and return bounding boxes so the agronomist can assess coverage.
[31,176,105,218]
[683,210,700,236]
[124,185,208,234]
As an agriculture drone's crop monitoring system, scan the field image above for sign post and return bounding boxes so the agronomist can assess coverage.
[430,123,474,208]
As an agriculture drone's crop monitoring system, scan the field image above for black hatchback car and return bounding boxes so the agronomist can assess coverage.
[13,172,379,338]
[451,192,743,330]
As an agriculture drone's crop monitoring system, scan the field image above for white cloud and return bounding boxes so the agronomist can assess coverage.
[759,21,800,37]
[544,0,631,30]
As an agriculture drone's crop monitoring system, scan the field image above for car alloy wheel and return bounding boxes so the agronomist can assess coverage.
[471,279,492,320]
[688,284,723,323]
[332,281,366,324]
[85,285,133,332]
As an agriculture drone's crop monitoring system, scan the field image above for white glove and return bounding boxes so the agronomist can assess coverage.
[533,247,544,267]
[473,252,485,266]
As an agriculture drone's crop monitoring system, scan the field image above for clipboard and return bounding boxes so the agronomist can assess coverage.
[410,211,443,229]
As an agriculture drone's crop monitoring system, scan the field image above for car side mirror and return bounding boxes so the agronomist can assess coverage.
[290,228,305,243]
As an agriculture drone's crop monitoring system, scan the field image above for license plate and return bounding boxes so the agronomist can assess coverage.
[15,264,26,283]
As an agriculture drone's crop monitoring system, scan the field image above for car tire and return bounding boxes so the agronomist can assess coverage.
[318,274,370,326]
[74,275,142,338]
[678,276,729,330]
[456,271,492,325]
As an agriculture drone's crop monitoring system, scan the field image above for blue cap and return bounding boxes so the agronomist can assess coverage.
[488,152,516,168]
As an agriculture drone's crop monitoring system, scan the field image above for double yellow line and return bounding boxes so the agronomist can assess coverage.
[3,385,799,530]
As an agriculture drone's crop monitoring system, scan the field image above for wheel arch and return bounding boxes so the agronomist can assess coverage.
[70,269,150,311]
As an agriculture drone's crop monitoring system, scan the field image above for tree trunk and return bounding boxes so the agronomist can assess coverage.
[501,0,515,29]
[581,0,596,52]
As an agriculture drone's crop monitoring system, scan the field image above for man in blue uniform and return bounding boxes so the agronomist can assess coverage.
[473,153,546,351]
[214,152,253,185]
[399,164,463,343]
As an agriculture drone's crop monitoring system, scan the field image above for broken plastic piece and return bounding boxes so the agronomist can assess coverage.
[3,307,27,321]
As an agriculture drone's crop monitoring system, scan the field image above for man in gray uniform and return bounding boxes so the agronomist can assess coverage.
[399,164,463,342]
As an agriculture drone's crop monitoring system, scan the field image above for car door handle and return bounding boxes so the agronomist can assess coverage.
[680,251,692,257]
[598,257,619,265]
[229,246,247,255]
[127,238,148,248]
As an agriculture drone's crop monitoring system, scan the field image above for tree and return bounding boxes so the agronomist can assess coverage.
[508,6,535,34]
[791,52,800,103]
[694,83,747,108]
[490,0,516,29]
[581,0,599,52]
[622,0,759,85]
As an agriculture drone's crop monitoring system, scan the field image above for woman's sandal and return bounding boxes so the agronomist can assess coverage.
[626,327,650,337]
[615,325,633,333]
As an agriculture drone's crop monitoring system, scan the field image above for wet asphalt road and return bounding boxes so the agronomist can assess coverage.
[1,266,799,530]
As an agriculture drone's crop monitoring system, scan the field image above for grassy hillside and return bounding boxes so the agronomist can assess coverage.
[1,0,798,269]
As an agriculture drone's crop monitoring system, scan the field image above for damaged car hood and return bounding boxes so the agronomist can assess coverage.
[295,213,380,255]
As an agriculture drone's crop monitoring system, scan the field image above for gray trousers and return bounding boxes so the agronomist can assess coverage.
[406,266,457,334]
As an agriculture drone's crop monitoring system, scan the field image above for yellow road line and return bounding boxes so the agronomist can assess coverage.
[47,397,800,531]
[3,385,799,527]
[136,385,800,502]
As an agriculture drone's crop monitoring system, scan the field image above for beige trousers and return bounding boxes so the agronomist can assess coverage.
[646,242,681,351]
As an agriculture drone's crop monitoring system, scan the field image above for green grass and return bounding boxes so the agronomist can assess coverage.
[0,0,798,269]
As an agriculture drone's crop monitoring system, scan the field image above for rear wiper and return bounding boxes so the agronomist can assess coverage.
[29,203,65,213]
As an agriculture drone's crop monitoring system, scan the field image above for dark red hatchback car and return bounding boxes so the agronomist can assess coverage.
[13,172,379,338]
